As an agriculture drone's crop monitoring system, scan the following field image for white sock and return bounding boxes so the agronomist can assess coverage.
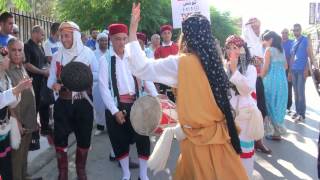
[110,148,115,157]
[119,156,130,179]
[139,158,149,180]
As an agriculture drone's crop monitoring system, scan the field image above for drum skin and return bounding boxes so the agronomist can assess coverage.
[60,61,93,92]
[130,95,162,136]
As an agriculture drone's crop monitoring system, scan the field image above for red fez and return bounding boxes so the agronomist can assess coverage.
[108,23,128,35]
[160,25,172,33]
[137,32,147,43]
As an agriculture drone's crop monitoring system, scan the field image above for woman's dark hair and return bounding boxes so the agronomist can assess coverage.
[239,43,252,74]
[226,43,252,95]
[263,31,283,53]
[181,14,242,154]
[260,30,270,41]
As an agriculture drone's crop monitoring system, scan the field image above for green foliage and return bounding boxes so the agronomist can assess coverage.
[0,0,31,12]
[210,7,240,45]
[2,0,239,44]
[56,1,239,43]
[12,0,30,10]
[56,0,172,37]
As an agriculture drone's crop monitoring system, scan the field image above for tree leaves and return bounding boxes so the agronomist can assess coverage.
[210,7,240,45]
[1,0,240,44]
[56,0,172,36]
[0,0,31,12]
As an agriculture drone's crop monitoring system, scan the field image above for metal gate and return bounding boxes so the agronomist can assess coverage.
[9,8,56,42]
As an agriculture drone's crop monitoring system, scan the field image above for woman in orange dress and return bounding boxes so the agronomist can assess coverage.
[126,3,248,180]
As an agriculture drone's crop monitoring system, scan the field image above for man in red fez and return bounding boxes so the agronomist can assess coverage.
[99,23,158,180]
[154,24,178,102]
[154,24,178,59]
[47,21,96,180]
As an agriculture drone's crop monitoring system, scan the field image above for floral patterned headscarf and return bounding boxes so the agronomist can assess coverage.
[225,35,251,75]
[225,35,245,49]
[182,14,241,154]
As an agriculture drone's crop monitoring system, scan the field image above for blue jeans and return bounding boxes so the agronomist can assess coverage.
[291,70,306,118]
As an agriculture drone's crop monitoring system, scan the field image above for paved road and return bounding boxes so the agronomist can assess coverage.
[31,78,320,180]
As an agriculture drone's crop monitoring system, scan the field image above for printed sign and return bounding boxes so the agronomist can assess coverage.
[171,0,211,28]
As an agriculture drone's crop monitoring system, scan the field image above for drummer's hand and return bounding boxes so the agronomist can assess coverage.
[115,111,126,125]
[52,83,62,92]
[129,2,141,42]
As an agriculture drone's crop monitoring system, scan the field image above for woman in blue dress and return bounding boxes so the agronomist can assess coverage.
[260,31,288,140]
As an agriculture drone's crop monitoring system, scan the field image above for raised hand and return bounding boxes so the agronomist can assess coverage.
[226,45,240,73]
[129,2,141,42]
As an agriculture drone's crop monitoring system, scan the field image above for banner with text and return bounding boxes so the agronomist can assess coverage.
[171,0,211,29]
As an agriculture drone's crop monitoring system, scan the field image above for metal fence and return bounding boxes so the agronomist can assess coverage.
[9,8,56,42]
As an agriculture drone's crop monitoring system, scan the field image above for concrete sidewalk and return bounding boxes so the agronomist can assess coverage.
[28,78,320,180]
[29,130,265,180]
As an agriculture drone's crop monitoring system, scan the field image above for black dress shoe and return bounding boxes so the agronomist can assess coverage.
[29,138,40,151]
[109,154,116,162]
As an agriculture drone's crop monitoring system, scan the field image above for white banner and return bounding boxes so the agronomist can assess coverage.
[171,0,211,29]
[310,2,316,24]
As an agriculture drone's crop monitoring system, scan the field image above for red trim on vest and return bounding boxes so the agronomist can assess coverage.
[117,153,129,161]
[138,155,149,160]
[0,147,11,158]
[55,146,67,153]
[251,92,257,100]
[240,150,255,159]
[56,61,62,79]
[119,94,136,103]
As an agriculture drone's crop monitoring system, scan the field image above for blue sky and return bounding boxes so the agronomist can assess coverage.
[211,0,314,33]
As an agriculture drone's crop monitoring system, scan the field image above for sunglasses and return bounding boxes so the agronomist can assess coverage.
[293,29,301,32]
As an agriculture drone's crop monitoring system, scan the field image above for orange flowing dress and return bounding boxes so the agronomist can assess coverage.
[174,54,248,180]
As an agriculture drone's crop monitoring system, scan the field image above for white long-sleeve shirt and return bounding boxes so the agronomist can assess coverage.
[93,49,107,83]
[0,75,20,110]
[127,41,179,88]
[47,46,96,89]
[127,41,257,111]
[99,46,158,115]
[0,88,18,109]
[229,65,257,109]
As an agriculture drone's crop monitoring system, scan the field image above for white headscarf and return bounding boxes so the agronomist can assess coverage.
[241,18,263,58]
[58,21,85,64]
[95,32,108,50]
[102,29,109,35]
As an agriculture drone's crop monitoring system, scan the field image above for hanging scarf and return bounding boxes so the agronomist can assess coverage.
[242,18,263,58]
[58,21,84,65]
[181,14,241,154]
